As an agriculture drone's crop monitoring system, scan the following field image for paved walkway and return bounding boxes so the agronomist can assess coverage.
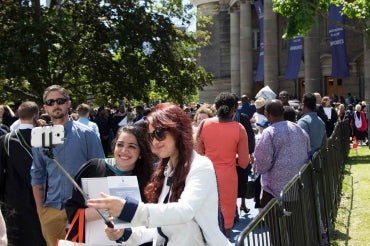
[230,198,258,244]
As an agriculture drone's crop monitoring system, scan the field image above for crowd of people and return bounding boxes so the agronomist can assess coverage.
[0,85,368,245]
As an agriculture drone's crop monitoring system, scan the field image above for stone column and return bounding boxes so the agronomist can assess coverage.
[304,14,322,94]
[230,5,240,96]
[263,0,279,94]
[196,2,231,103]
[239,0,253,97]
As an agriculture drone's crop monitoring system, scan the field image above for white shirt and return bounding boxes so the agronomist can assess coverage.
[77,117,100,138]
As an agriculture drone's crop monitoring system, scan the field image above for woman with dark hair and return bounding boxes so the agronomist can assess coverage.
[65,125,154,244]
[94,106,112,157]
[87,103,231,246]
[195,92,250,237]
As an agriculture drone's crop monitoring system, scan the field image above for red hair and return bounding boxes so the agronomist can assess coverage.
[144,103,194,203]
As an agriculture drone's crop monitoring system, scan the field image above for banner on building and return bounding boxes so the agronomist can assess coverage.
[328,4,349,78]
[254,0,264,82]
[285,37,304,79]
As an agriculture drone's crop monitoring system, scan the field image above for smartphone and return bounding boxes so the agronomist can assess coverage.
[31,125,65,148]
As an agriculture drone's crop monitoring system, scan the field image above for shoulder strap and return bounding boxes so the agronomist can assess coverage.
[2,130,32,157]
[15,130,32,152]
[65,208,85,242]
[236,111,241,122]
[195,119,207,154]
[198,118,206,134]
[14,130,33,159]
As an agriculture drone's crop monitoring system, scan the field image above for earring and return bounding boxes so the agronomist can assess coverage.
[139,156,141,159]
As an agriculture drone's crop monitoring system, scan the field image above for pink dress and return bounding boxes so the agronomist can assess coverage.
[196,118,249,229]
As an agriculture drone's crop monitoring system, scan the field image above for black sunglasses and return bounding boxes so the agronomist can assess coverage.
[148,127,168,141]
[45,98,68,106]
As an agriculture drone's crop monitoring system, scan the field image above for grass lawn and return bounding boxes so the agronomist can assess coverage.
[331,146,370,246]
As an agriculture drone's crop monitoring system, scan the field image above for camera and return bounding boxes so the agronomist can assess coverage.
[31,125,65,148]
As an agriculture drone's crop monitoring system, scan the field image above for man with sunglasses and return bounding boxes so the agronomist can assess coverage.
[31,85,105,246]
[278,91,290,107]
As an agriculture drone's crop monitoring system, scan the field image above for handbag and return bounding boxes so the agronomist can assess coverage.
[56,208,85,246]
[194,119,206,154]
[245,173,257,199]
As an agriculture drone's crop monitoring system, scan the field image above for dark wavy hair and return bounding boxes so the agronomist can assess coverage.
[214,92,236,120]
[144,103,194,203]
[111,124,154,202]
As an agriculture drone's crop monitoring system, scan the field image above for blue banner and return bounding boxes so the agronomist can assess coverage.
[328,5,349,78]
[254,0,264,82]
[285,37,303,79]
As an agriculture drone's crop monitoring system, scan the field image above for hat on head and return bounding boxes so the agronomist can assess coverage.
[255,97,266,109]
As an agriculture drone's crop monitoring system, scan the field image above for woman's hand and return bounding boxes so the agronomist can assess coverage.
[105,226,124,241]
[87,192,125,217]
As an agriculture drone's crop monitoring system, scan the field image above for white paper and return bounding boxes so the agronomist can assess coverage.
[81,176,141,245]
[107,176,141,229]
[323,107,332,119]
[117,116,127,126]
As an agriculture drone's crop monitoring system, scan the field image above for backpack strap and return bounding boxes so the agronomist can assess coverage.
[15,129,32,155]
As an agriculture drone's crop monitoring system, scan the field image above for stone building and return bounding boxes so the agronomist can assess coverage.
[192,0,366,104]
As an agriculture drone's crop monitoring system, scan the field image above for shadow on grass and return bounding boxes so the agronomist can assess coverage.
[331,229,351,246]
[332,163,354,246]
[346,151,370,165]
[342,168,351,176]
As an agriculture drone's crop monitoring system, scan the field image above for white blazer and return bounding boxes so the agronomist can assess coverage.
[122,151,232,246]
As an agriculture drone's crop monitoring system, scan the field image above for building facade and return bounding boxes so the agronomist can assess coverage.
[192,0,365,104]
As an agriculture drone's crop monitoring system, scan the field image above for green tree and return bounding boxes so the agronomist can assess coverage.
[272,0,370,102]
[0,0,212,106]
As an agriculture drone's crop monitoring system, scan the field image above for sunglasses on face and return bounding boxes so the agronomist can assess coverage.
[148,127,168,142]
[45,98,68,106]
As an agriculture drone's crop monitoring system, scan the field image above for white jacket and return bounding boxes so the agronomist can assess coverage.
[122,151,232,246]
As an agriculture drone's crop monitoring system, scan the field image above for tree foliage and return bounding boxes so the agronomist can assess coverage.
[0,0,212,106]
[272,0,370,39]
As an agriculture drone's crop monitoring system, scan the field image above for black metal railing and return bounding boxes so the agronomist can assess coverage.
[235,120,351,246]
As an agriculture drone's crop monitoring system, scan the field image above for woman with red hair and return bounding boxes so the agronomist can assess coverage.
[87,103,231,246]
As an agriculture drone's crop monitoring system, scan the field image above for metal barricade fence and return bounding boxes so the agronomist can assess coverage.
[235,120,350,246]
[235,198,281,246]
